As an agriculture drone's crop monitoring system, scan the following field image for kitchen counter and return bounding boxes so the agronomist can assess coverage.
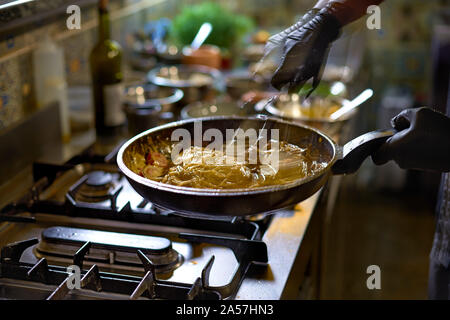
[236,190,324,299]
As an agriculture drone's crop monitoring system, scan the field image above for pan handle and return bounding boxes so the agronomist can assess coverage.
[331,129,395,175]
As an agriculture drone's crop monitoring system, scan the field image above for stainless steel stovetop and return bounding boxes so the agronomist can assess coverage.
[0,148,321,300]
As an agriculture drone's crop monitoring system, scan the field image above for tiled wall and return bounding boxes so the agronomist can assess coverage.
[0,53,27,129]
[0,0,176,130]
[366,0,449,102]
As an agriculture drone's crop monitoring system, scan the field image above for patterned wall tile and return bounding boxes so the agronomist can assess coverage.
[0,32,26,57]
[61,28,95,86]
[0,58,24,130]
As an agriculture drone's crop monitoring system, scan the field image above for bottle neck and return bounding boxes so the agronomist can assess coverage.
[98,6,111,41]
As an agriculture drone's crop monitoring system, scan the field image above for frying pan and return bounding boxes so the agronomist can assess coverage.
[117,116,393,216]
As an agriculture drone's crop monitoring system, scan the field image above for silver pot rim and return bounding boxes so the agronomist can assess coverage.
[124,84,184,108]
[147,64,222,88]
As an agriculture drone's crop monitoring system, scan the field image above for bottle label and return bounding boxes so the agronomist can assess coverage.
[103,83,125,126]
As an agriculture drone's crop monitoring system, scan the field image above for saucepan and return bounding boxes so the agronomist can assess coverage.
[147,65,222,105]
[117,116,393,217]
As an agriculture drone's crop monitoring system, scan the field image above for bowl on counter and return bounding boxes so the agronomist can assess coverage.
[181,45,222,69]
[147,65,223,106]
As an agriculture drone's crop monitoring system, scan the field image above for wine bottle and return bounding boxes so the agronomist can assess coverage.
[90,0,125,137]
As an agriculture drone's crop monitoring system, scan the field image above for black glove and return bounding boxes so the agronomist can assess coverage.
[372,107,450,172]
[270,5,342,95]
[262,9,319,63]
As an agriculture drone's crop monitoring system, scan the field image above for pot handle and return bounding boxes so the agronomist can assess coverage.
[331,129,395,175]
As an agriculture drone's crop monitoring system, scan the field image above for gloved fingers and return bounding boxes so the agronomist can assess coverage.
[371,137,395,166]
[279,59,321,95]
[284,43,321,93]
[262,8,320,63]
[271,36,314,90]
[287,79,307,94]
[286,65,309,93]
[263,34,284,58]
[391,109,415,131]
[259,32,301,78]
[265,14,312,53]
[375,109,418,166]
[277,51,310,89]
[270,8,341,94]
[372,128,411,167]
[297,51,325,98]
[305,62,325,98]
[271,63,294,90]
[271,53,303,90]
[266,24,299,50]
[305,77,320,99]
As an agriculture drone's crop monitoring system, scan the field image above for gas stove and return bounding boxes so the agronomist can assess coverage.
[0,146,273,300]
[0,141,323,300]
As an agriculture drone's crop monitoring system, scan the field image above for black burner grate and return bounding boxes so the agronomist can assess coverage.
[0,148,270,300]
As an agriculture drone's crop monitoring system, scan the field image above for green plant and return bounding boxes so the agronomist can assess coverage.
[170,2,254,50]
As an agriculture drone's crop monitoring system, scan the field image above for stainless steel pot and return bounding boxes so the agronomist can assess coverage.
[125,103,172,136]
[147,65,223,106]
[124,84,184,113]
[124,84,183,135]
[261,94,357,138]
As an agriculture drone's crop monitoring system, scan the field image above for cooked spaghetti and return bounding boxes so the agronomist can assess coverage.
[125,135,327,189]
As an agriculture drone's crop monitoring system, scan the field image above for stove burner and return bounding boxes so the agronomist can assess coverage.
[35,227,183,274]
[75,171,116,203]
[0,238,222,300]
[86,171,113,187]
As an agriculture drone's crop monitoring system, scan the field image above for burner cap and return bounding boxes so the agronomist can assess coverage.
[75,171,116,203]
[86,171,113,187]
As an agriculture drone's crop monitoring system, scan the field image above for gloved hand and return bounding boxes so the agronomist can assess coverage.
[270,5,343,95]
[372,107,450,172]
[261,9,319,65]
